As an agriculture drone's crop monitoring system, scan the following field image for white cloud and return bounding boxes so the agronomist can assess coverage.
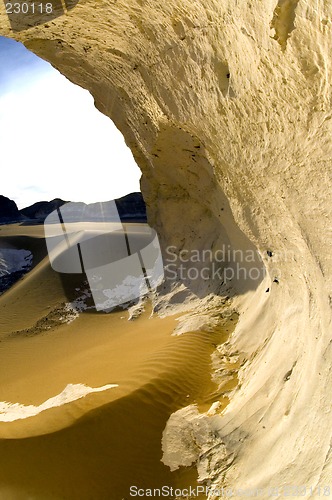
[0,68,141,209]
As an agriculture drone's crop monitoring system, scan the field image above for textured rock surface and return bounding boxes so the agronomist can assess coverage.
[1,0,331,495]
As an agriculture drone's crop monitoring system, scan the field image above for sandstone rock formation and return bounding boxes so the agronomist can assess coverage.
[1,0,331,495]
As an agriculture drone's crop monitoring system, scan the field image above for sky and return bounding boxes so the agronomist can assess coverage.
[0,37,141,209]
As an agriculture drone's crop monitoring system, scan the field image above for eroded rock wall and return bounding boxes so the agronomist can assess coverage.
[1,0,331,495]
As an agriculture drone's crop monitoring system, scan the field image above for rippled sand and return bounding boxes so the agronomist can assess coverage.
[0,225,237,499]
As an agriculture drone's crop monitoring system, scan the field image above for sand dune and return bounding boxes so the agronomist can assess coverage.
[0,225,237,499]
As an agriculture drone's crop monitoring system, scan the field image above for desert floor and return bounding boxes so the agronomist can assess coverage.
[0,224,237,499]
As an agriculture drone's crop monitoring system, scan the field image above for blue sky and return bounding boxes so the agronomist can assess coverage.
[0,37,141,209]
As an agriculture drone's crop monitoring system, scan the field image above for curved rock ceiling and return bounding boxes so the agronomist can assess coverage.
[1,0,331,494]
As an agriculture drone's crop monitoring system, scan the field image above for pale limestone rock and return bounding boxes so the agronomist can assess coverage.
[1,0,331,494]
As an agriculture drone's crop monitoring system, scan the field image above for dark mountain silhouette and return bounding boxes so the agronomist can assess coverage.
[115,192,146,221]
[0,193,147,225]
[0,195,24,224]
[20,198,67,222]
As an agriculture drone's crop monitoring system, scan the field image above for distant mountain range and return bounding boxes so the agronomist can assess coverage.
[0,193,147,225]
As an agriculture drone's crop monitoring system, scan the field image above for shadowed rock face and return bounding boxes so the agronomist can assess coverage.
[0,0,331,494]
[0,195,23,224]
